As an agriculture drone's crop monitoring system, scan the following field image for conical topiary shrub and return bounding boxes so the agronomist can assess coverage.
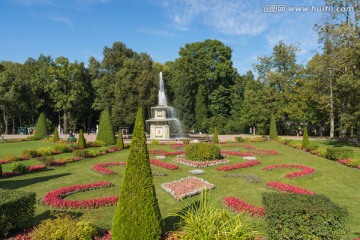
[77,129,86,148]
[269,114,278,140]
[96,109,116,145]
[116,130,124,149]
[212,128,219,144]
[0,163,2,177]
[52,127,59,142]
[111,108,162,240]
[302,128,310,149]
[34,113,48,140]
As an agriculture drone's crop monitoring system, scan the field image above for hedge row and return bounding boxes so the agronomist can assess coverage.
[185,143,220,161]
[326,147,354,160]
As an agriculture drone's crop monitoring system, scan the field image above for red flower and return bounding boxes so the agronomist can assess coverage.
[28,164,47,172]
[266,181,315,195]
[216,160,261,171]
[223,196,265,217]
[221,151,253,157]
[262,164,315,178]
[150,159,179,170]
[246,150,279,155]
[92,162,126,175]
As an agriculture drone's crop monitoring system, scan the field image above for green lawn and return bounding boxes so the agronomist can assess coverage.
[0,140,359,238]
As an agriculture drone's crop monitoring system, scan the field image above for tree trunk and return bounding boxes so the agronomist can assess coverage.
[12,117,15,134]
[330,78,335,138]
[63,110,68,134]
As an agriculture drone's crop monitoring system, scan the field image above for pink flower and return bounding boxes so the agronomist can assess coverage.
[92,162,126,175]
[28,164,47,172]
[150,159,179,170]
[216,160,261,171]
[221,151,253,157]
[223,196,265,217]
[266,182,315,195]
[246,150,279,155]
[262,164,315,178]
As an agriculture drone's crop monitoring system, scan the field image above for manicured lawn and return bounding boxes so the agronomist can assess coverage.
[0,140,359,238]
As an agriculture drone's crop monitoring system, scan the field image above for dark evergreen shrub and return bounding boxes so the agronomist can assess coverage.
[116,130,124,149]
[269,114,278,139]
[301,128,310,149]
[212,128,219,143]
[111,108,162,240]
[52,127,59,142]
[0,164,2,177]
[96,109,116,145]
[326,148,354,160]
[0,189,36,237]
[34,113,48,140]
[262,192,348,239]
[185,143,220,161]
[77,129,86,148]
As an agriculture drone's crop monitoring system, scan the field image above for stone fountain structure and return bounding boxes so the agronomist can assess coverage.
[146,72,184,140]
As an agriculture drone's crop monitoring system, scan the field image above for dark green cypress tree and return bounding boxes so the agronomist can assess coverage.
[77,129,86,148]
[0,163,2,177]
[111,108,162,240]
[96,109,116,145]
[213,128,219,143]
[302,128,310,149]
[269,114,278,139]
[34,113,48,140]
[116,130,124,149]
[52,127,59,142]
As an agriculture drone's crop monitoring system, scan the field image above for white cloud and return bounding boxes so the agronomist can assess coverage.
[51,16,74,27]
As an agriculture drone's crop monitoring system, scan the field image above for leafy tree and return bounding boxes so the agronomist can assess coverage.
[96,109,116,145]
[116,130,124,149]
[195,85,207,132]
[77,129,86,148]
[111,108,162,240]
[34,113,48,139]
[269,114,278,139]
[302,128,310,149]
[52,127,59,142]
[212,128,219,143]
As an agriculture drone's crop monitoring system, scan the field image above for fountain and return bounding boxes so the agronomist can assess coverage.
[146,72,186,140]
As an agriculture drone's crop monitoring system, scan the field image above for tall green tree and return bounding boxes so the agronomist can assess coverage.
[96,109,116,145]
[52,127,59,142]
[195,84,207,132]
[269,114,278,139]
[112,108,162,240]
[34,113,48,139]
[116,130,124,149]
[302,128,310,149]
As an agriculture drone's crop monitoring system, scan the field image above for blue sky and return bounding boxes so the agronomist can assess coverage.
[1,0,328,74]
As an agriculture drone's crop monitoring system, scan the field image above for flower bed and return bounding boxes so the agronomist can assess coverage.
[221,150,253,157]
[161,176,215,200]
[223,196,265,217]
[338,158,360,169]
[170,144,184,149]
[148,150,167,155]
[174,156,228,168]
[162,150,185,156]
[188,169,204,175]
[262,164,315,178]
[216,160,261,171]
[92,162,127,175]
[1,164,47,178]
[42,181,118,209]
[243,156,257,160]
[246,149,279,155]
[150,159,179,170]
[266,182,315,195]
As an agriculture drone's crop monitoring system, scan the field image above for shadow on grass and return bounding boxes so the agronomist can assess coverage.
[0,173,71,190]
[33,209,84,225]
[162,200,201,232]
[319,140,359,148]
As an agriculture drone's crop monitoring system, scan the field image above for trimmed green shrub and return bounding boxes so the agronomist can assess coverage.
[52,127,59,142]
[22,149,38,158]
[185,143,220,161]
[0,189,36,237]
[53,143,69,153]
[10,162,29,174]
[0,164,2,177]
[34,113,48,140]
[36,147,53,156]
[112,107,162,240]
[262,192,348,239]
[212,128,219,143]
[37,156,54,167]
[182,139,190,144]
[29,214,97,240]
[301,128,310,149]
[116,130,124,149]
[96,109,116,145]
[72,149,88,158]
[326,147,354,160]
[269,114,278,139]
[77,129,86,148]
[234,136,244,143]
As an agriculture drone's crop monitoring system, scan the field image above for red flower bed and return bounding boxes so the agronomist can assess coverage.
[148,149,167,155]
[1,164,47,178]
[107,147,121,153]
[223,196,265,217]
[262,164,315,178]
[92,162,126,175]
[266,182,315,195]
[162,150,185,156]
[42,181,118,209]
[243,145,255,149]
[170,144,184,149]
[216,160,261,171]
[246,150,279,155]
[221,150,253,157]
[150,159,179,170]
[174,157,228,168]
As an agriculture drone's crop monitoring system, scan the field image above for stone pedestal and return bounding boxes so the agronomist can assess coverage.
[150,124,170,139]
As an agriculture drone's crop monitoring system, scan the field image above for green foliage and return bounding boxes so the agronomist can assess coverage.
[116,130,124,149]
[36,147,53,156]
[185,143,220,161]
[0,164,2,177]
[112,107,162,240]
[52,127,59,142]
[195,84,208,132]
[262,192,348,239]
[151,139,160,145]
[0,189,36,237]
[34,113,48,140]
[172,191,261,240]
[301,128,310,149]
[96,109,116,145]
[22,149,38,158]
[269,114,278,139]
[77,129,86,148]
[212,128,219,143]
[182,139,190,144]
[326,148,354,160]
[29,214,97,240]
[53,143,69,153]
[10,162,29,174]
[37,156,54,167]
[72,149,88,158]
[234,136,245,143]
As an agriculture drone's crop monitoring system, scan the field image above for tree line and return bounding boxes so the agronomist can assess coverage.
[1,0,359,139]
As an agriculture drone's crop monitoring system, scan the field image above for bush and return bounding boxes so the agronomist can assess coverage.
[96,109,116,146]
[34,113,48,140]
[212,128,219,144]
[0,189,36,237]
[52,127,59,142]
[269,114,278,139]
[10,163,29,174]
[37,156,55,167]
[116,130,124,149]
[0,164,2,177]
[73,149,88,158]
[234,136,244,143]
[185,143,220,162]
[29,214,97,240]
[53,143,69,153]
[301,128,310,149]
[326,147,354,160]
[112,107,162,240]
[182,139,190,144]
[262,192,348,239]
[77,129,86,148]
[36,147,53,156]
[151,139,160,145]
[22,149,38,158]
